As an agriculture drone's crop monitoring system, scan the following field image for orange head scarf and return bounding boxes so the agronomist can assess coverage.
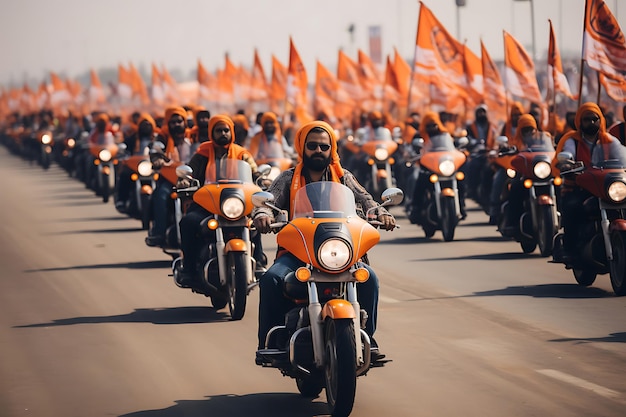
[161,106,187,161]
[289,121,345,214]
[249,111,282,157]
[419,111,447,141]
[231,114,249,130]
[511,114,537,149]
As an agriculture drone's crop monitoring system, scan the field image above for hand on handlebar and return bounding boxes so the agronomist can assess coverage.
[373,213,397,231]
[253,215,274,234]
[176,178,191,188]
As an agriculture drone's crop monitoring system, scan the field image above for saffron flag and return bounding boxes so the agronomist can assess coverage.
[480,40,507,128]
[49,72,71,109]
[250,49,269,104]
[358,49,383,112]
[583,0,626,82]
[599,73,626,102]
[383,55,401,116]
[503,30,542,103]
[197,59,217,101]
[117,64,133,101]
[413,1,467,112]
[270,55,287,114]
[129,63,149,106]
[151,63,165,106]
[88,68,106,106]
[336,50,361,120]
[314,60,338,121]
[286,37,311,123]
[548,19,576,100]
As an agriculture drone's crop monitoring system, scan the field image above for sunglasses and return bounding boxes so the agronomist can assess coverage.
[306,142,331,152]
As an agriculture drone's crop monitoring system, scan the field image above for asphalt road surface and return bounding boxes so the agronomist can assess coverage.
[1,146,624,417]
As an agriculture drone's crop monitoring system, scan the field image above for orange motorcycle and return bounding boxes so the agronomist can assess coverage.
[171,160,264,320]
[88,140,121,203]
[115,153,156,230]
[253,182,403,416]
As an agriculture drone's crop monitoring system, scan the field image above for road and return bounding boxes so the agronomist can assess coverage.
[1,146,624,417]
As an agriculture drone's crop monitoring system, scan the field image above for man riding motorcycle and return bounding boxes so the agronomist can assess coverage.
[252,120,396,366]
[177,114,265,286]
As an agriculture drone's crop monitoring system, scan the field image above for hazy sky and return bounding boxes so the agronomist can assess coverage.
[1,0,624,87]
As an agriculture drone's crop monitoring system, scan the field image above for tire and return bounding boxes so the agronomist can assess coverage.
[573,268,597,286]
[297,374,324,398]
[609,230,626,296]
[101,172,110,203]
[140,194,151,231]
[440,197,457,242]
[227,252,248,320]
[520,240,537,254]
[423,224,436,238]
[324,319,357,417]
[537,205,555,257]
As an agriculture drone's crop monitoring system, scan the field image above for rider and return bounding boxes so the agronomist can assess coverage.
[231,113,250,146]
[188,106,210,150]
[554,102,626,262]
[177,114,265,286]
[252,120,396,364]
[406,111,467,223]
[145,106,193,247]
[248,111,293,160]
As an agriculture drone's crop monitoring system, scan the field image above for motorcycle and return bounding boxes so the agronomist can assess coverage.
[500,133,561,256]
[37,130,55,170]
[253,139,295,185]
[87,138,122,203]
[115,153,156,230]
[553,152,626,296]
[359,135,399,200]
[253,182,403,417]
[410,133,467,241]
[171,160,266,320]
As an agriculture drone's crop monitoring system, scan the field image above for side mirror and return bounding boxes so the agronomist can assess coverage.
[456,136,469,148]
[495,136,509,147]
[118,142,127,151]
[151,141,166,152]
[380,187,404,206]
[412,137,424,149]
[557,151,574,162]
[257,164,272,176]
[175,164,193,179]
[252,191,275,207]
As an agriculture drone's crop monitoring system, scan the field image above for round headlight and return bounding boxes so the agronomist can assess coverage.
[533,161,551,179]
[607,181,626,202]
[41,134,52,144]
[506,168,517,178]
[374,148,389,161]
[318,238,352,271]
[439,160,455,177]
[99,149,112,162]
[137,160,153,176]
[222,196,245,219]
[67,138,76,148]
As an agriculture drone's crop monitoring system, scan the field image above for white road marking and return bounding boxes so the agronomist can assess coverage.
[536,369,621,399]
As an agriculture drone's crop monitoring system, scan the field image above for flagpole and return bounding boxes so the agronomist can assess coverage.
[407,1,422,118]
[578,0,589,107]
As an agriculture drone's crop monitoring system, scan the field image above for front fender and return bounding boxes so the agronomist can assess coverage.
[224,238,248,253]
[321,299,356,320]
[610,219,626,232]
[536,194,554,205]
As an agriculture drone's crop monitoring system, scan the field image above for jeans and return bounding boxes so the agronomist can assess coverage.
[150,179,172,237]
[257,252,379,349]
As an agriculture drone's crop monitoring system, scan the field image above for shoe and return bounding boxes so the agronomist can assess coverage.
[255,351,265,366]
[145,235,165,247]
[115,201,127,213]
[176,268,196,288]
[370,336,386,362]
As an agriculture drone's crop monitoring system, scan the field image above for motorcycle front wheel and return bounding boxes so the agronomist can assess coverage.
[573,268,597,286]
[324,318,357,417]
[440,197,457,242]
[537,205,556,257]
[227,252,248,320]
[609,230,626,296]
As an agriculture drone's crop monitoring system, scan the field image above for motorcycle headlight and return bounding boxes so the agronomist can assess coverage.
[67,138,76,148]
[506,168,517,178]
[99,149,112,162]
[607,181,626,202]
[137,160,153,176]
[222,196,245,219]
[438,160,455,177]
[374,148,389,161]
[318,238,352,271]
[41,134,52,144]
[533,161,551,179]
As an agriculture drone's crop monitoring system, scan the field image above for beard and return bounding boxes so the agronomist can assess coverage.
[303,153,330,172]
[213,136,231,147]
[581,124,600,136]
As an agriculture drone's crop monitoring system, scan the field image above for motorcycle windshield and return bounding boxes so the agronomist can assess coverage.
[591,140,626,168]
[423,133,456,152]
[292,182,358,219]
[260,140,286,159]
[523,132,555,152]
[205,159,254,184]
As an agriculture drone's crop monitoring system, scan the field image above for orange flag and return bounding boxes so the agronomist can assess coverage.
[151,63,165,106]
[314,60,338,121]
[463,44,484,109]
[250,49,269,104]
[89,69,106,105]
[383,55,401,116]
[270,55,287,114]
[117,64,133,101]
[161,65,179,103]
[336,50,361,120]
[481,40,507,128]
[548,20,576,100]
[49,72,71,109]
[129,63,149,106]
[413,1,467,112]
[358,49,383,112]
[599,73,626,102]
[503,30,542,103]
[197,59,217,101]
[286,37,311,123]
[583,0,626,82]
